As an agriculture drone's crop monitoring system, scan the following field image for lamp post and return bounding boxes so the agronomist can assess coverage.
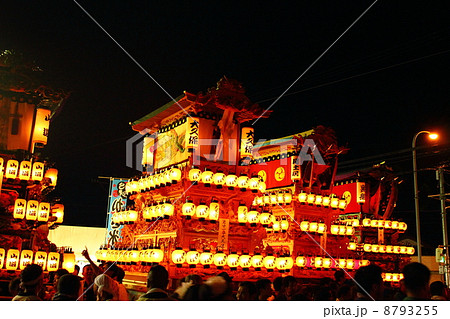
[412,131,438,263]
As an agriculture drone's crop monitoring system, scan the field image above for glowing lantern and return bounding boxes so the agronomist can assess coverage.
[155,204,163,219]
[263,194,270,205]
[62,251,76,273]
[314,257,323,268]
[371,245,380,253]
[296,256,307,267]
[399,222,407,231]
[346,259,355,270]
[384,220,392,229]
[186,116,199,152]
[169,167,182,184]
[6,249,20,270]
[393,246,401,254]
[162,202,174,218]
[237,205,248,224]
[196,203,209,220]
[213,252,227,268]
[201,170,214,186]
[258,182,266,193]
[209,201,220,221]
[172,249,186,266]
[270,193,277,205]
[276,192,284,204]
[52,204,64,223]
[240,127,254,159]
[323,258,332,268]
[370,220,378,227]
[338,225,347,236]
[317,223,326,234]
[18,161,32,180]
[249,177,260,192]
[330,225,339,235]
[406,247,415,255]
[227,253,239,268]
[200,251,213,268]
[272,220,281,232]
[338,259,347,269]
[188,168,201,183]
[350,219,360,227]
[143,207,152,221]
[284,256,294,270]
[255,197,264,206]
[275,257,287,271]
[37,202,50,222]
[298,191,308,204]
[5,160,19,179]
[247,210,260,224]
[225,174,238,189]
[129,248,140,264]
[13,199,26,219]
[362,219,371,227]
[150,248,164,263]
[239,254,251,269]
[128,210,138,223]
[309,222,318,233]
[378,220,385,228]
[348,242,357,250]
[400,246,407,254]
[378,245,386,253]
[32,107,51,145]
[363,244,372,252]
[283,191,293,204]
[251,254,263,269]
[391,221,399,229]
[345,226,355,236]
[339,199,347,210]
[47,252,60,272]
[280,219,289,232]
[322,196,331,207]
[186,250,200,267]
[182,200,196,219]
[263,255,276,270]
[19,250,33,270]
[300,221,310,232]
[237,175,249,190]
[25,200,38,221]
[138,178,146,192]
[330,196,339,209]
[260,212,272,226]
[213,172,226,187]
[359,260,370,267]
[307,193,315,205]
[0,248,5,269]
[386,245,394,254]
[314,195,323,206]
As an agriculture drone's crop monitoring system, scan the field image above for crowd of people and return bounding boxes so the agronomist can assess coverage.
[7,256,449,301]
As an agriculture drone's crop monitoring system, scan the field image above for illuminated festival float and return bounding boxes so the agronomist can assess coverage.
[98,78,411,286]
[0,50,72,279]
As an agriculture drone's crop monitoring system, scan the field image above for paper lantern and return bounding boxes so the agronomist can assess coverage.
[300,221,310,232]
[345,226,355,236]
[359,260,370,267]
[393,246,401,254]
[44,168,58,187]
[399,246,407,254]
[227,253,239,268]
[129,249,140,264]
[32,108,51,144]
[263,255,276,270]
[172,249,186,266]
[370,219,378,227]
[5,160,19,179]
[162,202,174,218]
[260,212,272,226]
[391,221,399,229]
[317,223,326,234]
[18,160,32,180]
[399,222,407,231]
[406,247,415,255]
[150,248,164,263]
[386,245,394,254]
[195,203,209,220]
[283,191,292,204]
[330,197,339,209]
[186,116,199,152]
[47,252,60,271]
[128,210,138,222]
[138,178,146,192]
[258,182,266,193]
[323,258,332,268]
[62,251,76,273]
[338,225,347,236]
[188,168,201,182]
[26,200,39,221]
[13,199,26,219]
[296,256,307,267]
[322,196,331,207]
[249,177,260,192]
[263,194,270,205]
[272,220,281,232]
[237,205,248,223]
[384,220,392,229]
[169,167,182,184]
[309,222,318,233]
[362,219,371,227]
[275,257,287,271]
[6,249,20,270]
[37,202,50,222]
[143,207,151,221]
[209,201,220,221]
[280,219,289,232]
[307,194,315,205]
[240,127,254,159]
[314,257,323,268]
[378,245,386,253]
[19,250,33,270]
[251,254,263,269]
[239,254,251,269]
[276,192,284,204]
[348,242,357,250]
[200,251,213,268]
[338,258,347,269]
[186,251,200,267]
[346,259,355,270]
[213,172,226,187]
[314,195,323,206]
[247,210,259,224]
[182,201,195,218]
[201,170,214,186]
[371,245,380,253]
[0,248,5,269]
[297,192,307,203]
[213,252,227,268]
[237,175,249,190]
[52,204,64,223]
[225,174,238,189]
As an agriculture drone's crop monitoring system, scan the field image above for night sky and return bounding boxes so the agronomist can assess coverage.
[1,1,449,249]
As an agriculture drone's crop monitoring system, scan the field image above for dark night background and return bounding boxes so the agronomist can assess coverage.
[1,1,449,251]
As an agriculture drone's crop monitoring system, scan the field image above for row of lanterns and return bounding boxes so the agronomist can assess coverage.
[341,218,407,231]
[188,168,266,193]
[112,210,139,225]
[297,191,347,210]
[382,273,404,282]
[347,243,415,255]
[295,256,370,270]
[96,247,164,265]
[0,248,74,272]
[252,191,293,206]
[0,158,57,185]
[125,167,183,195]
[13,199,64,223]
[181,199,220,221]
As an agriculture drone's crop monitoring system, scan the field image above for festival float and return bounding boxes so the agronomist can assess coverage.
[98,77,411,288]
[0,50,72,282]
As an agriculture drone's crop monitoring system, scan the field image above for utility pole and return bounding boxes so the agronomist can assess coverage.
[437,167,449,286]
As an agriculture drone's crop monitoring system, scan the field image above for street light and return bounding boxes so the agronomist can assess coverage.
[412,130,439,263]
